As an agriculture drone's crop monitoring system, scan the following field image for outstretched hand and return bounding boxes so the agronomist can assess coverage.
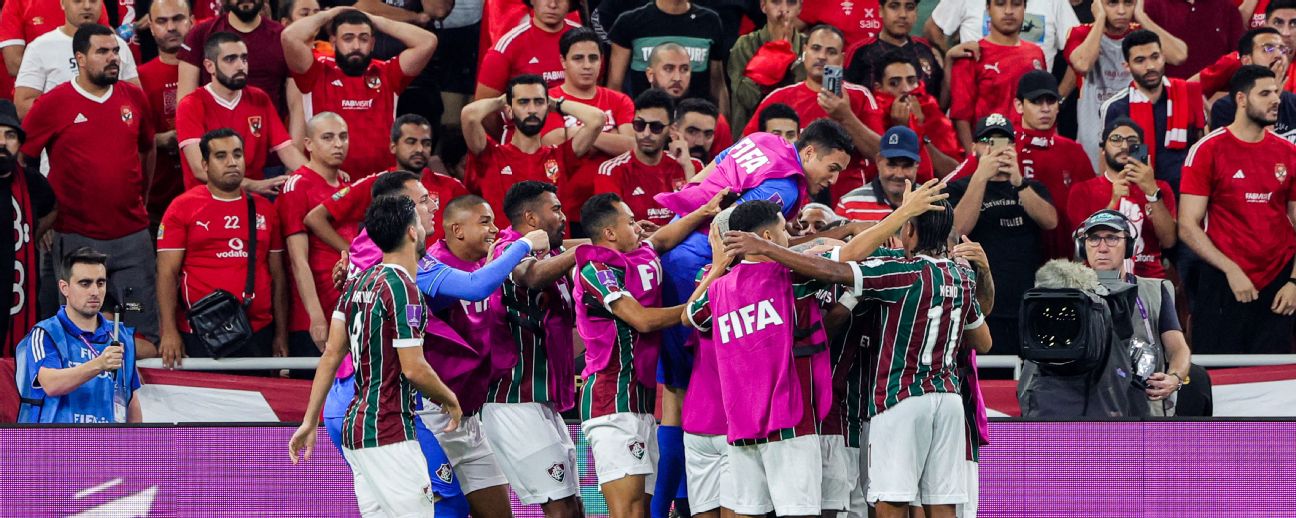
[899,178,950,218]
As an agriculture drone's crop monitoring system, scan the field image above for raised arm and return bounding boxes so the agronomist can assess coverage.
[560,97,608,158]
[461,95,507,155]
[722,231,856,284]
[838,178,950,261]
[648,188,731,252]
[1133,0,1188,65]
[511,246,579,290]
[422,232,546,301]
[367,13,437,77]
[282,7,347,74]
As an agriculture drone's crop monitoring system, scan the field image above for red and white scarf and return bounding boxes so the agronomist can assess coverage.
[1128,77,1202,165]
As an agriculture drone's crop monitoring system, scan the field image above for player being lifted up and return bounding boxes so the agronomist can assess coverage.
[722,180,992,518]
[573,189,730,518]
[288,195,462,517]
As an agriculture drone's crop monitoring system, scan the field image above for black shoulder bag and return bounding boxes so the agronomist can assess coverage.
[186,194,258,358]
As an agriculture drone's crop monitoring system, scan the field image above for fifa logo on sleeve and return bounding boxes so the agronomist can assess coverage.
[716,298,784,344]
[729,138,771,174]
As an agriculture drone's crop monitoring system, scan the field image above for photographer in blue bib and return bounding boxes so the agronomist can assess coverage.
[14,247,141,423]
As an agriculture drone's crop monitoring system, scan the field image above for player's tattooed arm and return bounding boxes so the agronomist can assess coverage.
[952,235,994,316]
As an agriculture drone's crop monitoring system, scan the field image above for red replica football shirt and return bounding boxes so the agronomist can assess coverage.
[477,18,581,91]
[594,151,687,227]
[1181,128,1296,286]
[799,0,883,46]
[467,136,577,228]
[949,39,1046,124]
[276,166,353,332]
[138,58,183,221]
[176,84,292,185]
[21,81,153,239]
[157,187,284,333]
[741,81,883,201]
[1067,174,1177,278]
[0,0,107,48]
[545,85,634,224]
[293,55,412,179]
[1016,128,1097,259]
[178,16,289,115]
[321,168,468,244]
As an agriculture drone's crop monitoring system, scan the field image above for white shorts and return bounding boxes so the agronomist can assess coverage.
[867,392,967,506]
[957,460,979,518]
[481,402,579,505]
[845,445,866,517]
[727,434,822,516]
[582,412,658,489]
[820,434,857,511]
[683,432,730,513]
[341,440,435,517]
[419,402,509,494]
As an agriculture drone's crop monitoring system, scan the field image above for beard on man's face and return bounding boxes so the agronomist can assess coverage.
[514,115,545,137]
[227,0,263,22]
[0,149,14,176]
[88,66,120,87]
[216,70,247,90]
[335,50,371,76]
[688,145,708,161]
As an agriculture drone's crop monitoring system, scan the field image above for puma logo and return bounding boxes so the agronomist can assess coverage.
[984,62,1001,74]
[195,221,210,231]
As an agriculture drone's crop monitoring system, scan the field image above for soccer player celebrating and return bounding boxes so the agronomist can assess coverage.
[651,119,855,516]
[289,194,463,517]
[596,89,692,229]
[478,181,584,517]
[574,189,727,517]
[277,113,354,357]
[326,172,551,517]
[462,74,607,228]
[282,7,436,178]
[722,184,992,518]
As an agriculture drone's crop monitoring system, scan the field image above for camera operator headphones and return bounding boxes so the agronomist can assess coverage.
[1074,209,1135,262]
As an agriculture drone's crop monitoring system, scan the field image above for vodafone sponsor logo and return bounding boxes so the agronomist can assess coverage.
[216,238,248,258]
[339,99,375,110]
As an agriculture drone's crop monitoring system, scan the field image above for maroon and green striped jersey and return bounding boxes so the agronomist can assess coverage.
[486,241,575,407]
[848,254,984,418]
[337,263,426,450]
[577,260,655,420]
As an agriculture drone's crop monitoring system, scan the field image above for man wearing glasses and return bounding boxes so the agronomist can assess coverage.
[1067,118,1177,279]
[948,113,1059,356]
[1210,28,1296,142]
[595,89,692,229]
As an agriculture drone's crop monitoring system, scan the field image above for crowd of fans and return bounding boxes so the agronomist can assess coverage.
[4,0,1296,514]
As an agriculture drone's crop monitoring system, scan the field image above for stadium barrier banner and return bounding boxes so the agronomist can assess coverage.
[2,421,1294,516]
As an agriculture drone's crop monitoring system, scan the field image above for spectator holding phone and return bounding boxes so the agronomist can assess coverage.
[14,247,142,424]
[949,113,1058,356]
[1067,117,1177,279]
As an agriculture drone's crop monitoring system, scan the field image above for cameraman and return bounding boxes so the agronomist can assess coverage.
[14,248,141,423]
[1077,210,1192,415]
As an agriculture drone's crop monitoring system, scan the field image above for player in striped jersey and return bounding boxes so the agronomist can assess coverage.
[290,195,463,517]
[722,184,992,518]
[574,190,725,517]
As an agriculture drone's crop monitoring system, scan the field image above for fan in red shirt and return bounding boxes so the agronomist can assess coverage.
[156,128,287,367]
[741,24,885,201]
[1180,65,1296,354]
[176,0,289,116]
[283,8,435,179]
[475,0,581,99]
[595,88,690,228]
[541,27,635,236]
[305,114,467,250]
[948,0,1046,153]
[1011,70,1096,259]
[137,0,193,228]
[1067,118,1176,278]
[462,73,606,228]
[1194,1,1296,96]
[867,51,963,181]
[276,112,353,356]
[0,0,108,76]
[176,32,305,192]
[799,0,883,47]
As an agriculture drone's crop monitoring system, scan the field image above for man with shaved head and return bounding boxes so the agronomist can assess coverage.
[644,42,735,169]
[138,0,194,230]
[175,31,306,195]
[276,111,353,364]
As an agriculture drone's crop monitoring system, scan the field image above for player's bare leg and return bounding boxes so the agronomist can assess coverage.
[465,484,514,518]
[540,495,584,518]
[603,475,649,518]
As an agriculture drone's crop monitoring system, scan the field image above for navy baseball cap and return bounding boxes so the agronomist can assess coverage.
[1079,209,1132,235]
[879,126,920,162]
